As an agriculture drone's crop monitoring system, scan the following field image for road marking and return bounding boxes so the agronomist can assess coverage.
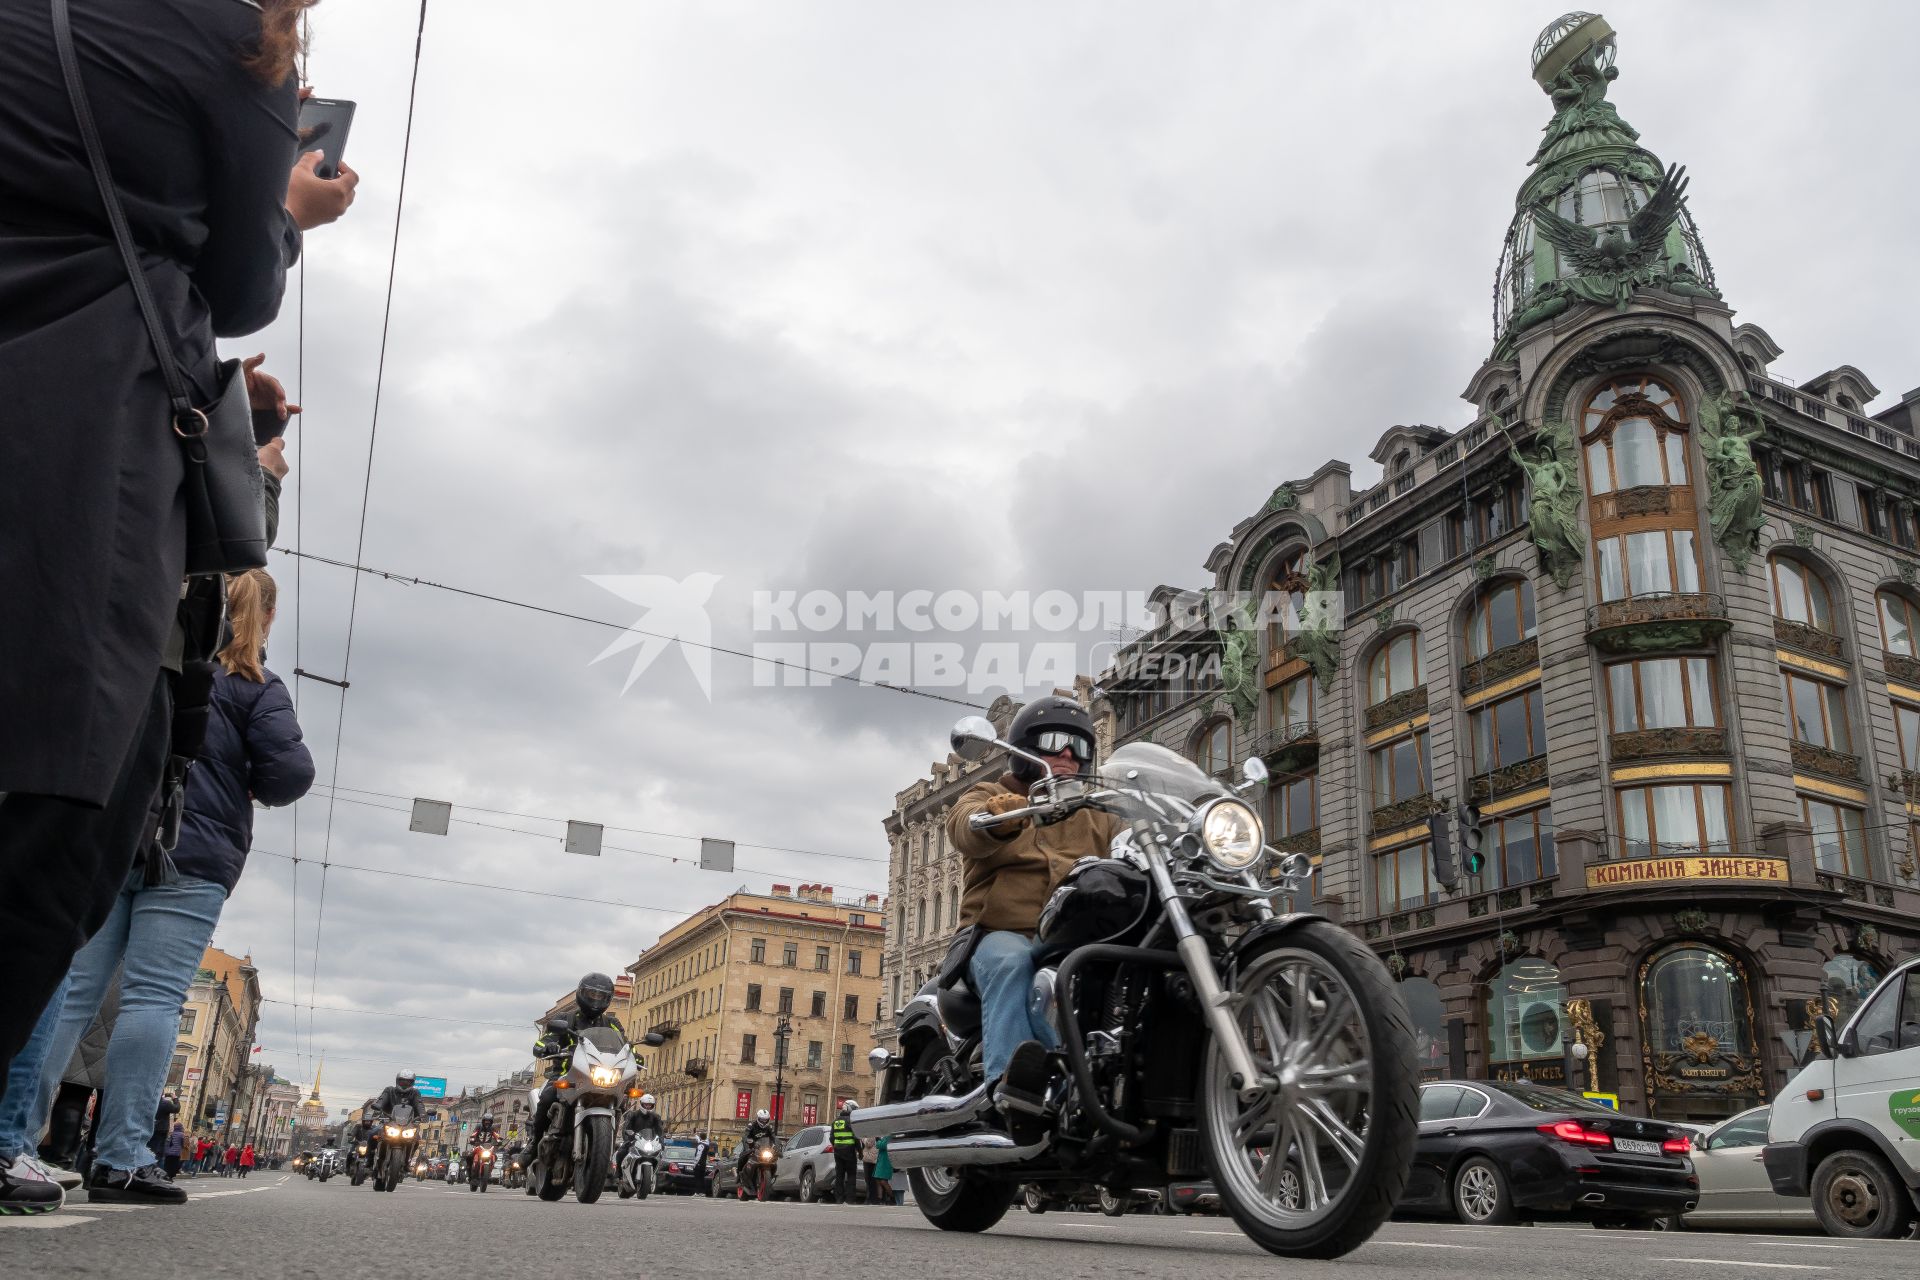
[1652,1261,1827,1272]
[1188,1230,1245,1236]
[1760,1244,1854,1250]
[0,1214,96,1229]
[1370,1241,1486,1250]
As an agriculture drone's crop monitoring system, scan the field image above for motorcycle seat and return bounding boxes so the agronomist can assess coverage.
[931,977,981,1036]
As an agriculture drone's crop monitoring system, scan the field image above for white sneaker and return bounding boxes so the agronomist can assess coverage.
[16,1154,83,1191]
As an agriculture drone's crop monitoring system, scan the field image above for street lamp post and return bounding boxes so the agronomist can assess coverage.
[772,1015,793,1140]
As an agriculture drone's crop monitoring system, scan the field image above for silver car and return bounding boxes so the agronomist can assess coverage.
[769,1125,856,1203]
[1684,1107,1817,1230]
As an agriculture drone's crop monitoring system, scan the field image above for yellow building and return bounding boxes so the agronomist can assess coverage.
[170,948,260,1139]
[623,886,886,1150]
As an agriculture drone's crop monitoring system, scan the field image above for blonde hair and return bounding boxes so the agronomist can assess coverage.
[218,569,278,682]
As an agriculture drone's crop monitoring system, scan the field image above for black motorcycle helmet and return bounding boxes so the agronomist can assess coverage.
[396,1071,416,1090]
[1037,857,1152,948]
[1006,695,1096,785]
[576,972,615,1020]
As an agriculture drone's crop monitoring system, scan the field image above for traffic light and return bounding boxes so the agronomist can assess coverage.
[1456,802,1485,876]
[1428,809,1457,892]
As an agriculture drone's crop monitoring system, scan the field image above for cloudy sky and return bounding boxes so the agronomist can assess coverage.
[217,0,1918,1117]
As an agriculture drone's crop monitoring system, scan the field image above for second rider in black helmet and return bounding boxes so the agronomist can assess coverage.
[527,972,625,1155]
[946,695,1121,1134]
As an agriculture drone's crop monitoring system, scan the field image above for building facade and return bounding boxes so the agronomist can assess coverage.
[622,887,886,1148]
[170,948,261,1137]
[1092,13,1920,1124]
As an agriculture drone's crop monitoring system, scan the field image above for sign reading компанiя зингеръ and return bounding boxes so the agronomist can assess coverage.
[1585,855,1789,890]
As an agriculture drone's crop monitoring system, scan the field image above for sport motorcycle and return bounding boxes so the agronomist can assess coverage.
[616,1132,661,1200]
[372,1103,421,1193]
[851,718,1419,1260]
[528,1020,663,1204]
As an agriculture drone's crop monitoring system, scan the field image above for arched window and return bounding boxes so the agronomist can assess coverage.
[1464,579,1537,660]
[1485,958,1566,1072]
[1823,954,1882,1024]
[1193,719,1232,774]
[1770,555,1833,632]
[1368,632,1423,704]
[1877,589,1920,656]
[1581,375,1701,603]
[1400,976,1448,1080]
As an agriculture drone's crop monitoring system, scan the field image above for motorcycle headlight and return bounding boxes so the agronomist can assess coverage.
[401,1128,417,1139]
[356,1144,367,1154]
[384,1126,401,1138]
[1195,797,1264,872]
[759,1147,773,1161]
[589,1067,620,1087]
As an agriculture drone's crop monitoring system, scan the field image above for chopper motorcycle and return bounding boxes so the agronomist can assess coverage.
[850,716,1419,1260]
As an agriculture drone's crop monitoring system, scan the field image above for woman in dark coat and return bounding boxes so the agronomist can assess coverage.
[0,0,311,1091]
[10,568,313,1202]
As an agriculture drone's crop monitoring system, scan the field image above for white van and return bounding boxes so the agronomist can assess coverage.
[1762,955,1920,1238]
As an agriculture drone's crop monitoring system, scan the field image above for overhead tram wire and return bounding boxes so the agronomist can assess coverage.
[270,546,992,711]
[249,848,776,918]
[315,781,889,864]
[283,793,887,896]
[301,0,430,1066]
[260,997,530,1032]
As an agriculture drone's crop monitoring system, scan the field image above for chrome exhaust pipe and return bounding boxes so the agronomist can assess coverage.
[884,1131,1049,1170]
[849,1082,994,1140]
[1580,1192,1607,1204]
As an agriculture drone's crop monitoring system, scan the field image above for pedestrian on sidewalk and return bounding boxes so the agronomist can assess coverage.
[150,1093,179,1167]
[163,1123,186,1180]
[0,569,312,1208]
[860,1134,881,1204]
[874,1135,894,1206]
[239,1144,254,1178]
[191,1136,211,1176]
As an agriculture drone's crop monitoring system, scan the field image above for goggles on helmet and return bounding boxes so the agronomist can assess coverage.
[1031,731,1092,762]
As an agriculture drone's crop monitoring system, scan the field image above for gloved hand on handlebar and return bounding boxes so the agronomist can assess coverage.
[983,792,1029,836]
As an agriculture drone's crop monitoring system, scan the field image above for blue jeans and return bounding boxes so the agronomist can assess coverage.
[15,874,226,1172]
[969,930,1057,1083]
[0,973,71,1158]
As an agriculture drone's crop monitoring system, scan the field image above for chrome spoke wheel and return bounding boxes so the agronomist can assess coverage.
[1205,946,1373,1232]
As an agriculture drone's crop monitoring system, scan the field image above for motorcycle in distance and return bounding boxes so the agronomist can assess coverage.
[348,1137,372,1187]
[739,1140,778,1202]
[529,1019,665,1204]
[617,1131,661,1200]
[468,1142,496,1193]
[503,1150,526,1189]
[372,1103,422,1193]
[851,718,1420,1261]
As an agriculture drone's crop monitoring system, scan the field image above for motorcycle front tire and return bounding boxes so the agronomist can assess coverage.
[908,1166,1015,1233]
[386,1148,408,1193]
[637,1163,653,1200]
[1200,919,1419,1260]
[574,1116,612,1204]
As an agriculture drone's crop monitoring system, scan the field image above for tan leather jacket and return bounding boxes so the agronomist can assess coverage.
[947,772,1122,933]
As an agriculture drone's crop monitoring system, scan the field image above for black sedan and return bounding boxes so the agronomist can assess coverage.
[1397,1080,1698,1228]
[655,1137,712,1196]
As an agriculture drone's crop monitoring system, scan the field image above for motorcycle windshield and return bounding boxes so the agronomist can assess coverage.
[1095,742,1232,805]
[389,1103,417,1125]
[580,1026,626,1055]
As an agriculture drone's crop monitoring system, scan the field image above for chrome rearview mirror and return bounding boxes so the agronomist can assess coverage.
[1240,757,1269,786]
[949,715,1000,762]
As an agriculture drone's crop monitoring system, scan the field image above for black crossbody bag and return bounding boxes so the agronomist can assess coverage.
[51,0,268,577]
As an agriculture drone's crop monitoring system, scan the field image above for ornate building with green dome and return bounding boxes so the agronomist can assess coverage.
[1097,12,1920,1123]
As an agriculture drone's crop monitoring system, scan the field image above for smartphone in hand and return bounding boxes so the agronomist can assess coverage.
[297,96,356,180]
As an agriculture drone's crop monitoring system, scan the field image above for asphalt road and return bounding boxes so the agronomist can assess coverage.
[3,1172,1916,1279]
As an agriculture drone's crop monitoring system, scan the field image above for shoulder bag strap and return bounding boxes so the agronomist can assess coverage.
[50,0,205,434]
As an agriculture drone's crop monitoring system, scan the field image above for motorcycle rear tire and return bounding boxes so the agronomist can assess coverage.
[574,1116,612,1205]
[908,1166,1015,1233]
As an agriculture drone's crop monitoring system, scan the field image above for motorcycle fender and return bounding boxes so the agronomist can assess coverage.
[1224,911,1327,973]
[574,1106,615,1119]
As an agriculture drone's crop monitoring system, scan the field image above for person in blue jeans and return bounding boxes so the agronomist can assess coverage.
[0,569,312,1205]
[946,697,1121,1138]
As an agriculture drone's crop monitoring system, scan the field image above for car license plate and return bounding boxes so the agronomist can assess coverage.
[1614,1137,1661,1155]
